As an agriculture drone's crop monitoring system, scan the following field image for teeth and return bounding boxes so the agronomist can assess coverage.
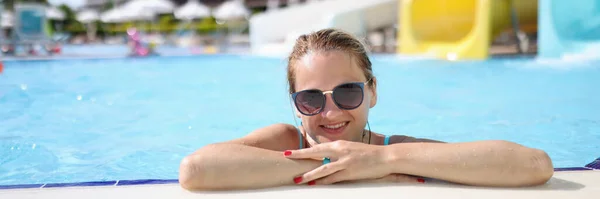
[324,122,346,129]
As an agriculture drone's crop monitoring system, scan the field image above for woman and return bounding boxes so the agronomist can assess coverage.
[179,28,554,191]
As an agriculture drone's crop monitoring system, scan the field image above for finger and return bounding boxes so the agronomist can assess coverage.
[295,161,344,184]
[283,144,335,159]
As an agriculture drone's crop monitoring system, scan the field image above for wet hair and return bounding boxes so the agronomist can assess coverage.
[286,28,375,94]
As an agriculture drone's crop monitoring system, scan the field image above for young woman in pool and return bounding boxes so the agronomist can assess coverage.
[178,28,554,191]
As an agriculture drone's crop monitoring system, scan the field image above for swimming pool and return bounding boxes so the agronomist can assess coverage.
[0,54,598,186]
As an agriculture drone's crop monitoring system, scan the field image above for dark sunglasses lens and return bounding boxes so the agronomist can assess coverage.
[295,90,324,115]
[333,83,364,109]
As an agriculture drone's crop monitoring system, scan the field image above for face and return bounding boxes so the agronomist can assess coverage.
[292,50,377,144]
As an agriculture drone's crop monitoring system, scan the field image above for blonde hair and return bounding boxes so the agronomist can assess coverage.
[286,28,375,94]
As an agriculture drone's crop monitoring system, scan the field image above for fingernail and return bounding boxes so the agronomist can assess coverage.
[284,150,292,156]
[308,181,316,186]
[417,178,425,183]
[293,176,303,184]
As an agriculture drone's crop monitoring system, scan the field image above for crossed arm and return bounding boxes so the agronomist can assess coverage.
[382,140,554,187]
[179,124,554,191]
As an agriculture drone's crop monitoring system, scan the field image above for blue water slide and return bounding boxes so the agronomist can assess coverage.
[538,0,600,58]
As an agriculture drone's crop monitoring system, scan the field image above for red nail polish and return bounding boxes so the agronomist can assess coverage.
[293,176,303,184]
[308,181,316,186]
[417,178,425,183]
[284,150,292,156]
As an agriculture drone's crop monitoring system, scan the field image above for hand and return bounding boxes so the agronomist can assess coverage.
[284,140,402,185]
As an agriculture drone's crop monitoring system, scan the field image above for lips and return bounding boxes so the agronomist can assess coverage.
[319,122,348,135]
[323,122,346,129]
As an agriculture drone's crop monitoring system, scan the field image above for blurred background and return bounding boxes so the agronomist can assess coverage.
[0,0,550,59]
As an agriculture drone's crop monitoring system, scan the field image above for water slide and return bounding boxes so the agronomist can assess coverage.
[398,0,538,60]
[538,0,600,59]
[249,0,397,56]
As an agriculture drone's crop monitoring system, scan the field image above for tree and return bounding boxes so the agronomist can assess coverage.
[57,3,85,33]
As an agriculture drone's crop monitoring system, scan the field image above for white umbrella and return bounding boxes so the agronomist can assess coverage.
[46,7,65,20]
[100,7,125,23]
[76,9,99,41]
[122,0,175,15]
[212,0,250,21]
[76,9,99,23]
[120,5,156,21]
[1,10,13,28]
[174,0,211,21]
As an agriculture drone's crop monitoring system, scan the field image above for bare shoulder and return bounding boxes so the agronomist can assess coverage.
[222,123,302,151]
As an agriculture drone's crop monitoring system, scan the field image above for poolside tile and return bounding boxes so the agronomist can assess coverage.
[554,167,592,171]
[43,181,117,188]
[117,179,179,186]
[584,157,600,169]
[0,184,44,189]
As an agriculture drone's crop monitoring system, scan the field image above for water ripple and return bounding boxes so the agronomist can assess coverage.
[0,55,599,185]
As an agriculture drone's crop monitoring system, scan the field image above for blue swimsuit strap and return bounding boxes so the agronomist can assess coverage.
[384,135,390,145]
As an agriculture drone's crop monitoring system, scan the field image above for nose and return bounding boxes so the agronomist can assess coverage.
[320,93,343,118]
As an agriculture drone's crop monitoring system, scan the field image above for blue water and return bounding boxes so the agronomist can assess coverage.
[0,54,599,186]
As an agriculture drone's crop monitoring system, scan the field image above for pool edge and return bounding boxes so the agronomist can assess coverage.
[0,167,595,190]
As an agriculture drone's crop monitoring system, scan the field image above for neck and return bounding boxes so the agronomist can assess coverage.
[302,127,370,147]
[361,129,371,144]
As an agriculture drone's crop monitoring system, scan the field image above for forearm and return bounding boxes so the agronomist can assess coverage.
[384,140,554,187]
[179,143,321,191]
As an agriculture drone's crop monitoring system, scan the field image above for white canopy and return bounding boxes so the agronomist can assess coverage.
[212,0,251,21]
[174,0,211,21]
[120,5,156,21]
[46,6,65,20]
[1,10,13,28]
[122,0,175,15]
[100,7,125,23]
[76,9,99,23]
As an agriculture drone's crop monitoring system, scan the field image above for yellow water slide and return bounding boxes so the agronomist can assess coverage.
[397,0,538,60]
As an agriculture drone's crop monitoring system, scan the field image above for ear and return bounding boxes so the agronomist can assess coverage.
[368,78,377,108]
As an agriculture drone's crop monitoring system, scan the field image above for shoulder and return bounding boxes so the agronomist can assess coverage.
[226,123,302,151]
[247,123,300,141]
[387,135,445,144]
[255,123,298,134]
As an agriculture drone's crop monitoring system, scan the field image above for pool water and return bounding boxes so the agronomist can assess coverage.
[0,54,599,185]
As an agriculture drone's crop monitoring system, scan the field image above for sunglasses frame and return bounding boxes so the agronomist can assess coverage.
[291,79,371,116]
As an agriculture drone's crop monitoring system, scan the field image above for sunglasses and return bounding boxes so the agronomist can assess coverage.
[291,80,371,116]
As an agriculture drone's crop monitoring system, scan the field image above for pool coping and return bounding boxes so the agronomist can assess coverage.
[0,167,596,190]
